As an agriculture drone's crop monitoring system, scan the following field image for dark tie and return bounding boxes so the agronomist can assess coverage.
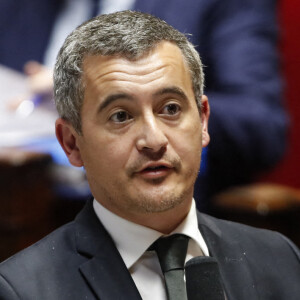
[150,234,190,300]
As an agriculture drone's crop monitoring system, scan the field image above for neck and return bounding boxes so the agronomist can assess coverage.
[135,205,192,234]
[100,197,193,234]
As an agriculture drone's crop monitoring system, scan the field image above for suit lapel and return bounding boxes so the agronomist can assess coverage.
[74,200,142,300]
[197,212,259,300]
[75,201,261,299]
[79,254,142,300]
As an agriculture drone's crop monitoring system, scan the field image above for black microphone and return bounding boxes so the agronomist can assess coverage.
[185,256,225,300]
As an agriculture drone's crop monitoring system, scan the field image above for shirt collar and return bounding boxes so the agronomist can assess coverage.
[93,199,209,269]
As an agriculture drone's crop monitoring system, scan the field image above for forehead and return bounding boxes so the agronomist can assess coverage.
[82,42,192,88]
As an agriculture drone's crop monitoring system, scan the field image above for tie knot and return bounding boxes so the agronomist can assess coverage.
[150,234,190,272]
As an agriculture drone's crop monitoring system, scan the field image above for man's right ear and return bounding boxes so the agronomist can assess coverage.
[55,118,84,167]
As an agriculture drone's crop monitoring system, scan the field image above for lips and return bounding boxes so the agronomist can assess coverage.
[138,161,173,172]
[136,162,173,180]
[144,165,169,171]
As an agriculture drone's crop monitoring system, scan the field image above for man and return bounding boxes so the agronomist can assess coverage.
[0,11,299,300]
[0,0,287,210]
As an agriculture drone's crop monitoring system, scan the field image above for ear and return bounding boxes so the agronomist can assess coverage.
[200,95,210,147]
[55,118,84,167]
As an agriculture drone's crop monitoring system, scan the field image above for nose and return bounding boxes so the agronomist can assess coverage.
[136,114,168,153]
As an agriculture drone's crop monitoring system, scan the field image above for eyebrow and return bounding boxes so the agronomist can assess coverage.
[153,86,188,101]
[98,93,134,113]
[97,86,188,113]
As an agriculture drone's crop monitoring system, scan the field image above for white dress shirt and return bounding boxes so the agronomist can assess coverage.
[93,199,209,300]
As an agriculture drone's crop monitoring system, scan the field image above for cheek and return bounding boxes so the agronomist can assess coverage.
[175,118,202,154]
[87,133,134,171]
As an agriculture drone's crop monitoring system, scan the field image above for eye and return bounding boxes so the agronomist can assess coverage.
[110,110,132,123]
[160,103,181,116]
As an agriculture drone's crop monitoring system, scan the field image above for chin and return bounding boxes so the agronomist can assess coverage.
[129,185,192,214]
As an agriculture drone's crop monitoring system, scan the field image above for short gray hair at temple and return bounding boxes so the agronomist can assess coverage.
[54,10,204,134]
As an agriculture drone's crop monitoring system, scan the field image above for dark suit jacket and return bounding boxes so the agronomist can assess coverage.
[0,0,287,208]
[0,199,299,299]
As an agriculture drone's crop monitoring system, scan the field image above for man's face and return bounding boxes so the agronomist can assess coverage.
[58,42,209,225]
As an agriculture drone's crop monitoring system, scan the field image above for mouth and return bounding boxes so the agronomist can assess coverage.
[136,163,173,180]
[144,165,169,171]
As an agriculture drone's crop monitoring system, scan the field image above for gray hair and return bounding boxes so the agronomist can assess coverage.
[54,10,204,133]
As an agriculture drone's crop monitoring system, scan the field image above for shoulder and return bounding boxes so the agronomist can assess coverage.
[0,221,82,273]
[0,221,86,298]
[0,220,91,299]
[198,212,300,260]
[0,221,76,270]
[0,199,109,299]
